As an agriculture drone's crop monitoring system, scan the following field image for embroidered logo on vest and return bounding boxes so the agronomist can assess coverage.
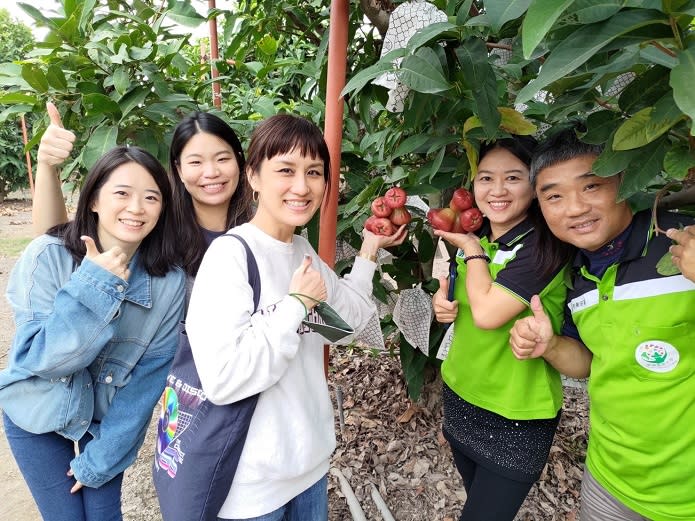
[635,340,679,373]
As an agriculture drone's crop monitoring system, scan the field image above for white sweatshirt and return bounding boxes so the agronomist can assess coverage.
[186,223,377,519]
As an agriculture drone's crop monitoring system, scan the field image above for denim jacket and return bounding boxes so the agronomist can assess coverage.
[0,235,185,488]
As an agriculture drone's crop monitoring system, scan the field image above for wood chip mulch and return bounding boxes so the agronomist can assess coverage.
[327,347,589,521]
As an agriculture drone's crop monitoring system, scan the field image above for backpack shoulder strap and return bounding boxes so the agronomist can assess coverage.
[221,233,261,312]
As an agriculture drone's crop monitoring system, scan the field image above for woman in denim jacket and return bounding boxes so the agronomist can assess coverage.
[0,145,185,521]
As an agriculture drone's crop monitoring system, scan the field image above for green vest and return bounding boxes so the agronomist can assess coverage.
[441,225,566,420]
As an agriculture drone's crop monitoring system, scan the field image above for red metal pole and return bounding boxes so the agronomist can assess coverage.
[208,0,221,108]
[20,115,34,195]
[320,0,349,375]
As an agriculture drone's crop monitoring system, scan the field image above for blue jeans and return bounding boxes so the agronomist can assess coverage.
[220,474,328,521]
[3,413,123,521]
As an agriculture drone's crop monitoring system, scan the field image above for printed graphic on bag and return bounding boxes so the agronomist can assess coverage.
[155,376,207,478]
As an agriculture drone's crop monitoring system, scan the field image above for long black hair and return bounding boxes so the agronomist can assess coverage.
[48,146,178,277]
[169,112,253,276]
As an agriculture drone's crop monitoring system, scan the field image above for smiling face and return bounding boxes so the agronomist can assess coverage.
[176,131,240,212]
[535,155,633,251]
[248,148,326,242]
[91,162,162,256]
[474,147,534,239]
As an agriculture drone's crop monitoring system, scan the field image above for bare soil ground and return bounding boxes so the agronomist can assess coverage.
[0,197,589,520]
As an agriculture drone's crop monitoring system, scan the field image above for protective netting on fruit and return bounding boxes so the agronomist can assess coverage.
[373,0,448,113]
[392,287,433,354]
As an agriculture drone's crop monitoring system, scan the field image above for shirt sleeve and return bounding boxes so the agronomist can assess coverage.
[316,253,378,343]
[493,233,556,304]
[6,244,125,379]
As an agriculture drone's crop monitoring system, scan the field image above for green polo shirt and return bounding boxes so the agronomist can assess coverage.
[566,210,695,521]
[441,219,566,420]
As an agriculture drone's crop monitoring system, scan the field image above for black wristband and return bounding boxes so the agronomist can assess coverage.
[463,254,490,264]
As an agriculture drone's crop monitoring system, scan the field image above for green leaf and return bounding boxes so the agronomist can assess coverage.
[399,48,452,95]
[618,138,667,200]
[21,64,49,93]
[618,66,670,113]
[257,34,278,56]
[406,22,458,52]
[17,3,59,30]
[656,251,681,276]
[568,0,622,23]
[498,107,537,135]
[479,0,533,33]
[0,92,38,105]
[522,0,575,59]
[83,124,118,169]
[342,178,384,216]
[613,94,684,150]
[399,338,428,400]
[639,44,679,68]
[582,110,621,144]
[117,87,149,119]
[516,9,668,103]
[341,48,407,97]
[387,166,409,183]
[670,45,695,131]
[663,145,695,180]
[164,1,206,27]
[417,227,436,264]
[83,93,122,118]
[392,135,430,158]
[593,133,635,177]
[78,0,98,32]
[46,65,67,91]
[112,67,130,96]
[456,38,499,138]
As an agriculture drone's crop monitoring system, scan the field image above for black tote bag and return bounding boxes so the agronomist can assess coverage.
[153,234,260,521]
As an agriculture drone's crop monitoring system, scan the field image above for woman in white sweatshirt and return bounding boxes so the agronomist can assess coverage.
[185,114,405,521]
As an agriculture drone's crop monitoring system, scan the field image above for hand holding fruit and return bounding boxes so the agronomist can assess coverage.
[427,187,483,233]
[433,229,483,255]
[365,186,412,236]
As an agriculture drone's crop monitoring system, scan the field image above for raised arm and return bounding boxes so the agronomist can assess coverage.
[434,230,526,329]
[32,102,74,236]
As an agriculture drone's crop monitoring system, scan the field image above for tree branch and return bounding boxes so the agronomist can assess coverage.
[359,0,392,37]
[658,183,695,209]
[649,40,677,57]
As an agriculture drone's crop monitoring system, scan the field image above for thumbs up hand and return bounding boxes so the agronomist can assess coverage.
[432,276,458,323]
[288,254,326,311]
[82,236,130,281]
[509,295,554,360]
[37,102,76,167]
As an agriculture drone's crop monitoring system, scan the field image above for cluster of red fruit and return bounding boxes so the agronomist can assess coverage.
[365,187,412,236]
[427,187,483,233]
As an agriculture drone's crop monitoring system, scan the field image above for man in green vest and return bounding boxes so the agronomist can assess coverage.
[509,128,695,521]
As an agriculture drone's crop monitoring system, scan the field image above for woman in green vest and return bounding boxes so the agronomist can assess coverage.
[432,136,572,521]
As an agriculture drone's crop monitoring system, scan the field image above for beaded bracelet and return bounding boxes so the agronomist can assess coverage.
[463,254,490,264]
